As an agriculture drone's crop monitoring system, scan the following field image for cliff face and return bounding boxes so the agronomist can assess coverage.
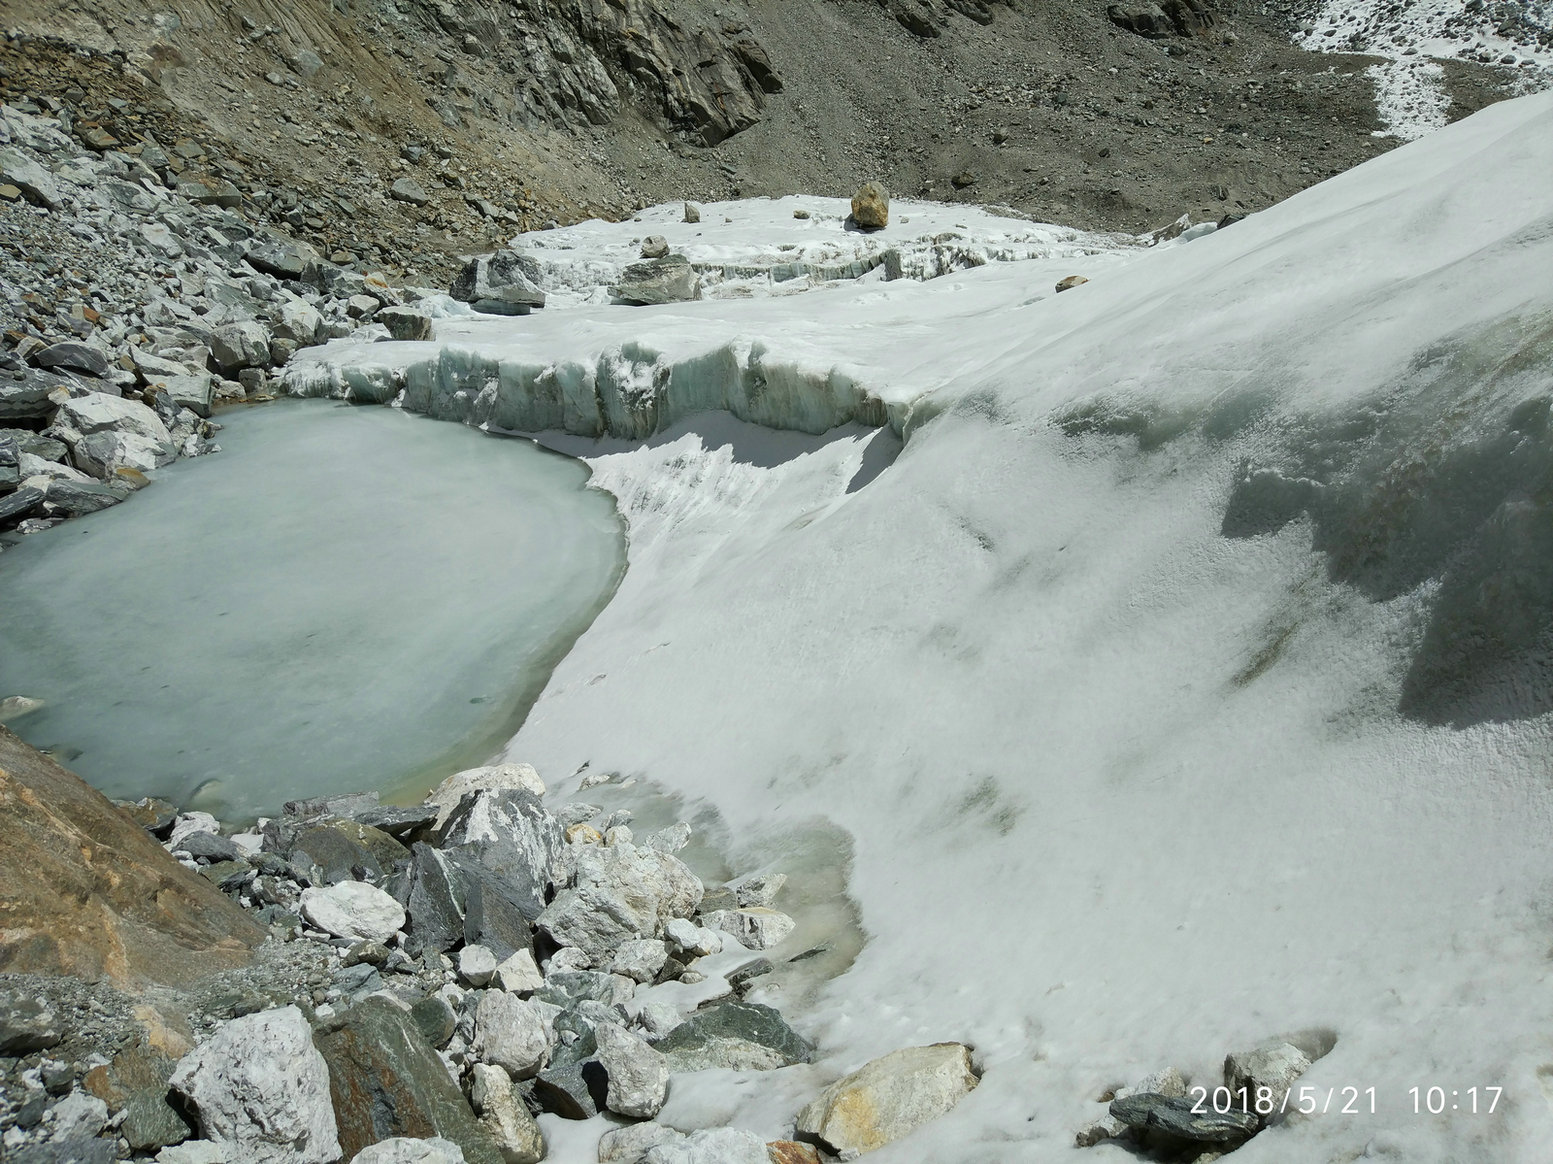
[0,727,261,989]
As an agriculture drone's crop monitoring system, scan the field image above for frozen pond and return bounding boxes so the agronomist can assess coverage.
[0,399,625,820]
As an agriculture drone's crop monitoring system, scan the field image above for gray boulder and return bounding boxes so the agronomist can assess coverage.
[594,1023,668,1119]
[641,1128,768,1164]
[473,991,552,1080]
[468,1064,544,1164]
[352,1138,468,1163]
[700,907,795,950]
[654,1002,811,1073]
[210,322,272,374]
[244,237,322,282]
[299,880,406,943]
[610,255,701,306]
[436,788,568,920]
[377,306,434,341]
[167,1006,340,1164]
[390,177,431,206]
[33,342,109,379]
[599,1122,682,1161]
[315,996,502,1164]
[1109,1092,1257,1142]
[0,146,62,208]
[450,252,546,315]
[640,235,669,259]
[0,365,59,422]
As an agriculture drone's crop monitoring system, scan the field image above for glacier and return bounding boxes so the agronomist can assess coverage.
[285,92,1553,1161]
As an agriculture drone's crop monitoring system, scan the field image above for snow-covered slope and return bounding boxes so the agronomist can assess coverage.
[289,92,1553,1160]
[1295,0,1553,138]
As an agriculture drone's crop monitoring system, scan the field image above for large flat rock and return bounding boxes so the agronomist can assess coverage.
[0,726,262,988]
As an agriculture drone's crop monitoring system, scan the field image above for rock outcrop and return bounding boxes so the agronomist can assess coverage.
[0,726,261,988]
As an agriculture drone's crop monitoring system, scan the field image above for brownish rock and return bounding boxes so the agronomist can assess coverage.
[1055,275,1090,293]
[767,1141,822,1164]
[0,726,262,988]
[850,181,890,230]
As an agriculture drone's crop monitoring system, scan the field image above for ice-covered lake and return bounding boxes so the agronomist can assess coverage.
[0,398,625,820]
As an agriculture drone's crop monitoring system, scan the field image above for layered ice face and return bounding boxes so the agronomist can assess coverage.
[0,399,624,820]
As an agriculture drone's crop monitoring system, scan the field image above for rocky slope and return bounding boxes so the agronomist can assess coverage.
[0,0,1533,280]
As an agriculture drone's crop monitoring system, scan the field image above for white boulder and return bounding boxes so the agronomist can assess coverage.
[701,907,795,950]
[299,880,406,943]
[795,1043,979,1156]
[427,763,546,827]
[641,1128,768,1164]
[352,1138,468,1163]
[473,991,551,1079]
[595,1023,669,1119]
[167,1006,340,1164]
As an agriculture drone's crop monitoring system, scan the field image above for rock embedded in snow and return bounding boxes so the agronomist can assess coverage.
[1223,1041,1312,1112]
[729,872,787,908]
[682,202,700,224]
[450,252,547,315]
[641,823,691,853]
[850,181,889,229]
[795,1043,979,1155]
[473,991,552,1079]
[377,306,434,342]
[1108,1092,1257,1143]
[700,907,795,950]
[539,840,701,961]
[167,1006,340,1164]
[1055,274,1089,292]
[640,235,670,258]
[594,1022,669,1118]
[610,255,702,306]
[766,1143,821,1164]
[352,1138,469,1163]
[662,917,723,958]
[469,1063,545,1164]
[299,880,406,943]
[599,1121,683,1161]
[640,1128,769,1164]
[654,1001,811,1072]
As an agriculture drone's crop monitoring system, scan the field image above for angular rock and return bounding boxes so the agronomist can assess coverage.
[766,1142,821,1164]
[34,342,109,379]
[450,252,546,315]
[391,178,431,206]
[682,202,700,224]
[610,255,701,306]
[850,181,889,230]
[173,831,244,863]
[493,949,544,994]
[167,1006,339,1164]
[290,819,409,885]
[1109,1092,1257,1142]
[595,1022,668,1119]
[609,938,669,984]
[1056,275,1089,292]
[461,944,499,987]
[730,873,787,908]
[701,907,795,950]
[600,1122,683,1160]
[352,1138,469,1163]
[654,1002,811,1073]
[0,146,63,208]
[45,1091,110,1140]
[400,843,466,958]
[468,1063,544,1164]
[641,1128,767,1164]
[244,237,322,282]
[0,484,44,523]
[299,880,406,943]
[410,994,459,1049]
[531,1028,605,1120]
[473,991,551,1080]
[640,235,669,259]
[641,823,691,854]
[795,1043,978,1155]
[1223,1041,1312,1110]
[377,306,434,341]
[0,992,63,1053]
[353,803,439,837]
[662,917,722,958]
[315,996,502,1164]
[209,322,272,374]
[427,764,547,827]
[155,1144,231,1163]
[436,788,567,919]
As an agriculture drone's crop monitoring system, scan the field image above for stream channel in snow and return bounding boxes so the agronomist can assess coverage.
[0,398,625,821]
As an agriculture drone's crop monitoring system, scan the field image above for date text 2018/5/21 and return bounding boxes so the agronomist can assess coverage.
[1189,1086,1504,1117]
